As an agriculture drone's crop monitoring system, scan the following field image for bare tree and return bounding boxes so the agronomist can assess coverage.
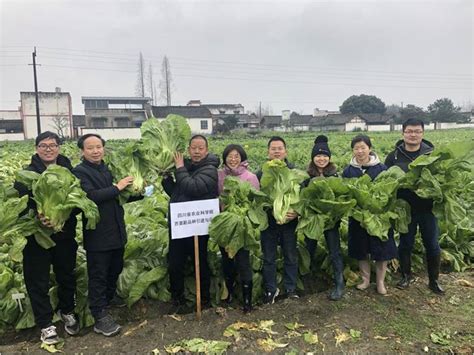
[52,115,69,139]
[253,102,273,118]
[159,56,173,106]
[135,52,146,97]
[147,63,156,104]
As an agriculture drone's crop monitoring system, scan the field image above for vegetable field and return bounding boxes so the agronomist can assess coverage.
[1,129,473,353]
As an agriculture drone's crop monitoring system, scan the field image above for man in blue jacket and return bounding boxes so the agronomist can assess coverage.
[385,118,444,294]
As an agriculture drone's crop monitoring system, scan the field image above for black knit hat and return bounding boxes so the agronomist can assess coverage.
[312,135,331,158]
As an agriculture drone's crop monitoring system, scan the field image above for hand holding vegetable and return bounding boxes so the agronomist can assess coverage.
[38,213,54,229]
[115,176,134,191]
[173,152,184,169]
[285,210,298,222]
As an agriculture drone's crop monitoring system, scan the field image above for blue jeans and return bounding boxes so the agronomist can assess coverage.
[261,223,298,293]
[399,211,441,257]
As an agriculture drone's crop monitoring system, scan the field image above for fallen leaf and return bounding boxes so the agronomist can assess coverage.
[151,349,160,355]
[303,331,319,345]
[165,314,182,322]
[40,340,64,353]
[448,295,461,306]
[164,338,230,354]
[455,279,474,287]
[350,329,361,339]
[285,322,304,331]
[334,329,351,346]
[374,335,389,340]
[258,320,278,335]
[286,330,302,338]
[123,320,148,336]
[430,332,451,346]
[256,338,289,352]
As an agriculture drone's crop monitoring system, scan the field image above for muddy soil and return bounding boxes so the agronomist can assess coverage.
[1,270,473,354]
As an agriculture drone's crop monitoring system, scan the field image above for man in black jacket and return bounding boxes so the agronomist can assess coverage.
[385,118,444,294]
[14,131,79,345]
[73,134,140,337]
[256,136,299,304]
[162,135,219,314]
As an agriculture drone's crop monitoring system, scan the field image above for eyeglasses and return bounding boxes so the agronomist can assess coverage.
[37,144,59,150]
[404,130,423,135]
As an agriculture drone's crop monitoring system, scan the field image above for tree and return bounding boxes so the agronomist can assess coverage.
[214,115,240,134]
[339,94,386,114]
[52,115,69,139]
[399,104,428,123]
[427,98,463,123]
[252,102,273,118]
[159,56,173,106]
[147,63,156,104]
[135,52,146,97]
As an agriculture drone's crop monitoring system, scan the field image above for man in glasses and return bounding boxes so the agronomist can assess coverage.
[385,119,444,294]
[14,131,80,345]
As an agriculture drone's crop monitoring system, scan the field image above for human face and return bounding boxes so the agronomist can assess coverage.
[313,154,330,170]
[268,140,287,160]
[403,125,424,148]
[352,141,371,165]
[225,149,241,169]
[36,138,60,165]
[188,138,208,163]
[81,136,104,164]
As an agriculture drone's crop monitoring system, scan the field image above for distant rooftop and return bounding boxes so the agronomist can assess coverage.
[82,96,152,104]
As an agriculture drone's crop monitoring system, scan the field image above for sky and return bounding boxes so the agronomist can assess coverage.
[0,0,472,116]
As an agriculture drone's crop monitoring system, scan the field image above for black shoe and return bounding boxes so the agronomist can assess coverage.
[263,288,279,305]
[242,281,253,314]
[329,272,345,301]
[58,310,80,335]
[107,294,126,308]
[285,290,299,300]
[94,314,121,337]
[168,298,194,315]
[396,274,415,289]
[427,254,445,295]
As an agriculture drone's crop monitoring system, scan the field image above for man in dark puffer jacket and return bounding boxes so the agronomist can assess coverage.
[14,131,79,345]
[385,118,444,294]
[162,135,219,314]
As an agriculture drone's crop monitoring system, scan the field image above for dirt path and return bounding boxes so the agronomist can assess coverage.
[1,270,473,354]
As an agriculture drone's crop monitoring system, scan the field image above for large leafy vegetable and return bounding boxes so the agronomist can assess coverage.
[209,176,268,258]
[15,165,100,249]
[260,159,308,224]
[140,114,192,174]
[295,177,356,241]
[345,166,411,240]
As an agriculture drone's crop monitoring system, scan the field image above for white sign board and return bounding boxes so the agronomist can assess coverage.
[170,198,220,239]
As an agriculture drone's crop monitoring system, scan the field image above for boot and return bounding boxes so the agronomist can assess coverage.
[427,254,445,294]
[397,251,414,289]
[242,281,253,313]
[375,261,388,295]
[224,277,234,304]
[329,256,345,301]
[356,260,370,290]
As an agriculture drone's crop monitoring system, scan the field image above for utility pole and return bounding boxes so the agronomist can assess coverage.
[30,47,41,134]
[259,101,262,119]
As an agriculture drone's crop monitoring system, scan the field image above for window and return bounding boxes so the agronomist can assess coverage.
[91,117,107,128]
[200,120,208,130]
[114,117,130,128]
[85,100,108,109]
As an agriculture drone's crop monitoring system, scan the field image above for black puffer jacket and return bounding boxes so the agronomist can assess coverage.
[385,139,434,212]
[162,154,220,204]
[73,159,141,251]
[14,154,77,242]
[302,162,338,188]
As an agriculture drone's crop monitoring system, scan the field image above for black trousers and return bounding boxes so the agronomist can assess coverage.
[220,247,252,284]
[86,248,124,319]
[168,235,210,302]
[23,237,77,329]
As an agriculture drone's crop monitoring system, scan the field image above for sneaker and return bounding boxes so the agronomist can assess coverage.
[93,314,121,337]
[285,290,299,299]
[107,294,126,308]
[263,288,280,305]
[40,325,60,345]
[58,310,80,335]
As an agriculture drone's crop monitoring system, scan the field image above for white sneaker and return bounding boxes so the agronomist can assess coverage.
[58,310,80,335]
[40,325,59,345]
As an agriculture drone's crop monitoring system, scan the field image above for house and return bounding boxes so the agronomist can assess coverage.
[20,88,73,139]
[313,113,394,132]
[0,110,24,141]
[261,115,283,130]
[288,112,314,131]
[82,96,152,129]
[186,100,244,115]
[152,106,213,134]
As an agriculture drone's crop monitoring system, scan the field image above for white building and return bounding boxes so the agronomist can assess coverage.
[0,110,24,141]
[20,88,73,139]
[186,100,244,115]
[152,106,213,134]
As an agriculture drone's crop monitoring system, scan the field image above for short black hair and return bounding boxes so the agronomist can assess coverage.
[189,134,208,148]
[77,133,106,149]
[35,131,60,146]
[267,136,286,148]
[222,144,248,165]
[351,134,372,149]
[402,118,424,131]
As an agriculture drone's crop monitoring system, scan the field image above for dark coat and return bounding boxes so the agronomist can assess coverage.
[384,139,434,212]
[162,153,220,204]
[302,162,338,188]
[342,162,386,180]
[14,154,77,242]
[72,159,141,252]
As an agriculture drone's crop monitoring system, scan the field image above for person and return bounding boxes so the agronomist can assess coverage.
[14,131,79,345]
[162,135,219,314]
[73,133,141,337]
[385,118,444,294]
[342,134,397,295]
[257,136,299,304]
[302,135,345,301]
[217,144,259,313]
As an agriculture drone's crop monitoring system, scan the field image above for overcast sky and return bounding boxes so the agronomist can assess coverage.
[1,0,472,115]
